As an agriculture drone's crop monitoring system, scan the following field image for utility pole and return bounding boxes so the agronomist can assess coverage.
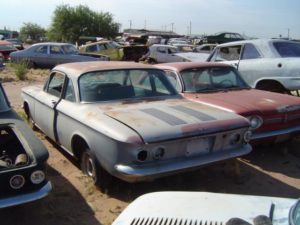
[171,23,174,32]
[287,28,290,39]
[190,21,192,35]
[129,20,132,29]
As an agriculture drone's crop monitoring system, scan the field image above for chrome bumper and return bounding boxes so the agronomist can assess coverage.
[0,181,52,208]
[251,125,300,140]
[115,144,252,183]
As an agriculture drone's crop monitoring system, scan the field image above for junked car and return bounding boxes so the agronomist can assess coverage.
[10,42,109,69]
[144,44,208,64]
[156,62,300,146]
[0,83,51,208]
[112,191,299,225]
[21,61,251,189]
[0,40,18,61]
[79,40,148,62]
[207,39,300,93]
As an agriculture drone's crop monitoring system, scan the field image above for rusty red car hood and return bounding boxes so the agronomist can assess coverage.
[183,89,300,116]
[102,99,249,143]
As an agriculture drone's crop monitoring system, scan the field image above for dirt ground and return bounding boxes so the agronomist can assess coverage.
[1,66,300,225]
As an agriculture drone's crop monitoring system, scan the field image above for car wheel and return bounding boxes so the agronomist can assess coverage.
[24,104,38,131]
[147,58,157,64]
[80,148,111,190]
[256,81,288,94]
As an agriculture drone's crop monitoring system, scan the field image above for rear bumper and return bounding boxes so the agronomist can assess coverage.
[114,144,252,183]
[0,181,52,208]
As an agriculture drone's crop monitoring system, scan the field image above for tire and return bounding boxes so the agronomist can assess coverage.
[147,58,157,64]
[80,148,111,190]
[24,105,38,131]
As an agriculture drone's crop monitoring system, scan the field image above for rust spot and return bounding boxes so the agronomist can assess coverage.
[85,111,97,119]
[126,135,144,145]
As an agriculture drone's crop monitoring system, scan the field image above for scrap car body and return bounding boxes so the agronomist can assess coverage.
[156,62,300,145]
[10,42,109,68]
[207,39,300,93]
[21,61,251,187]
[0,83,51,208]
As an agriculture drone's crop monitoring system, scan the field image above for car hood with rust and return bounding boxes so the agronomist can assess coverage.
[183,89,300,116]
[79,98,250,144]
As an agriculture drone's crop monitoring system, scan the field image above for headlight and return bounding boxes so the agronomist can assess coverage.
[152,147,165,160]
[247,116,263,130]
[136,150,148,162]
[30,170,45,184]
[10,175,25,189]
[244,130,252,143]
[229,133,241,145]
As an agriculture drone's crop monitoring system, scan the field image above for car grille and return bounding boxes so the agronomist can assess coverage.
[129,217,224,225]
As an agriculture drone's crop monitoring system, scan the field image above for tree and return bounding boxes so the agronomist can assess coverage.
[19,23,46,42]
[47,4,120,43]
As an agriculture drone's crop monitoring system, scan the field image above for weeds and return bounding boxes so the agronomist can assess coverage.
[9,62,28,80]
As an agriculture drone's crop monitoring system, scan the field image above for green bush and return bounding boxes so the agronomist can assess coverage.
[10,62,28,80]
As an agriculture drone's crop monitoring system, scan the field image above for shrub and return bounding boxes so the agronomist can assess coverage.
[10,62,28,80]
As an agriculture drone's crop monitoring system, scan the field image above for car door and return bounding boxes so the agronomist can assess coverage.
[49,45,70,66]
[30,44,49,67]
[33,72,65,141]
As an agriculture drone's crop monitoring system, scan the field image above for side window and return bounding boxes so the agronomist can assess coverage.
[35,45,48,54]
[64,79,76,102]
[50,46,63,54]
[47,73,65,97]
[217,46,241,61]
[157,47,166,54]
[165,71,181,92]
[241,44,261,59]
[86,45,98,52]
[98,44,106,51]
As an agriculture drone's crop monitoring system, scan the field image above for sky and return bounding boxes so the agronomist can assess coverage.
[1,0,300,39]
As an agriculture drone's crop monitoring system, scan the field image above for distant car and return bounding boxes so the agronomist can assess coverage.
[21,61,251,189]
[194,44,217,53]
[112,192,299,225]
[79,40,123,61]
[0,53,4,70]
[207,39,300,93]
[79,40,148,62]
[10,42,109,68]
[172,44,194,52]
[0,40,18,61]
[145,44,208,64]
[0,83,51,208]
[6,38,24,50]
[203,32,245,44]
[156,62,300,146]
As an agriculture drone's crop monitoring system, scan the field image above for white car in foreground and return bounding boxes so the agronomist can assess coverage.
[207,39,300,93]
[112,192,299,225]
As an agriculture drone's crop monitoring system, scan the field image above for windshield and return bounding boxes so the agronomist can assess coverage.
[0,85,10,111]
[181,66,249,93]
[290,199,300,225]
[62,45,79,55]
[273,41,300,57]
[79,69,178,102]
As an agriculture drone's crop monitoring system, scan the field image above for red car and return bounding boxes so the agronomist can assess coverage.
[156,62,300,146]
[0,40,18,61]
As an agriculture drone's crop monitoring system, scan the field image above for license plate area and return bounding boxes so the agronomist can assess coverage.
[186,137,213,156]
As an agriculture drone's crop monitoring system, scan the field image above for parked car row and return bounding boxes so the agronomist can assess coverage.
[1,39,300,212]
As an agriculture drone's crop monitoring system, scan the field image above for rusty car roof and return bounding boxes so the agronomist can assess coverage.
[155,62,231,72]
[53,61,160,77]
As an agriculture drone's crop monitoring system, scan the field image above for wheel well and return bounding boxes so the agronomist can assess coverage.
[71,135,89,160]
[23,102,29,117]
[255,80,286,93]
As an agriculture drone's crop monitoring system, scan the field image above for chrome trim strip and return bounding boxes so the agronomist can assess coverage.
[251,125,300,140]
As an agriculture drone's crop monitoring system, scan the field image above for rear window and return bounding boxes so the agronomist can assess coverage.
[273,41,300,57]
